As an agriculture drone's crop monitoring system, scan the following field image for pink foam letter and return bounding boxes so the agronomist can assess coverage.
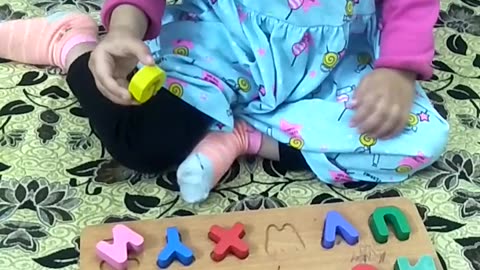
[96,224,144,270]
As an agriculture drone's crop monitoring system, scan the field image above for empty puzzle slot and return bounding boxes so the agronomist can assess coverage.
[264,223,306,255]
[100,258,140,270]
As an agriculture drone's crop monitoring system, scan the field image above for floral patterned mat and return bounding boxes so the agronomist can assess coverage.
[0,0,480,269]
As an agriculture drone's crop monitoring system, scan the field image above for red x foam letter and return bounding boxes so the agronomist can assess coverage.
[208,222,249,262]
[352,264,378,270]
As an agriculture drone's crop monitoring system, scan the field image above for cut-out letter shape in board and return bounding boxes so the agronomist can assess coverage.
[322,210,359,249]
[394,256,437,270]
[369,206,411,244]
[96,224,144,270]
[352,264,378,270]
[157,227,195,268]
[208,222,249,262]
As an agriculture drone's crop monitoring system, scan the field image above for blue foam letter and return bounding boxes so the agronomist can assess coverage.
[322,210,359,249]
[157,227,195,268]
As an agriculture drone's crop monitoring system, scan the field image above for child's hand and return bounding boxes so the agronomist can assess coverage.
[88,27,155,105]
[349,68,416,139]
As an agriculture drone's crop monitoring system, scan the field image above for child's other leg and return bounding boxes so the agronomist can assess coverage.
[66,51,213,173]
[230,80,449,185]
[63,13,217,174]
[177,123,308,202]
[329,84,449,183]
[315,35,450,183]
[0,12,98,70]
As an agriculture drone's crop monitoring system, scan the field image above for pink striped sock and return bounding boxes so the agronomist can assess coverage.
[176,121,262,203]
[60,35,97,68]
[0,12,98,70]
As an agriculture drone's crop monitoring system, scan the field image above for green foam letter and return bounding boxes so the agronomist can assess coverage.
[369,206,411,244]
[394,256,437,270]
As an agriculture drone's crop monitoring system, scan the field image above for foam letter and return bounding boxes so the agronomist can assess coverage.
[352,264,378,270]
[395,256,437,270]
[208,222,249,261]
[96,224,144,270]
[157,227,195,268]
[322,210,359,249]
[369,206,411,244]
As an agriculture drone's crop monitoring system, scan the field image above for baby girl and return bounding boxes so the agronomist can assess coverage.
[0,0,448,203]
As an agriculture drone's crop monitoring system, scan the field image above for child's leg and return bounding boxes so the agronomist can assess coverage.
[64,42,97,71]
[176,123,306,203]
[66,51,213,173]
[0,12,98,70]
[12,10,214,174]
[256,134,281,161]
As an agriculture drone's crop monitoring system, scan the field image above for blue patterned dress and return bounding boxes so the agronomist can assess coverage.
[142,0,449,184]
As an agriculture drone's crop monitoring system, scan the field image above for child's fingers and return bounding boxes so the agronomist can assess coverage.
[96,79,130,105]
[94,68,132,105]
[382,111,409,140]
[125,40,155,66]
[350,103,371,128]
[99,74,131,104]
[388,122,407,139]
[357,106,384,135]
[117,78,140,105]
[366,102,399,138]
[351,75,369,103]
[91,53,133,105]
[346,99,358,109]
[374,116,399,139]
[350,90,376,127]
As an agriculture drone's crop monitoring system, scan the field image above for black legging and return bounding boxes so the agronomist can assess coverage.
[66,52,309,173]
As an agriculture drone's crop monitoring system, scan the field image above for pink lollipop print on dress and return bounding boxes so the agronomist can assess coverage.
[285,0,320,20]
[280,119,305,150]
[335,84,355,121]
[291,42,306,66]
[327,154,355,184]
[280,119,303,138]
[285,0,304,20]
[253,85,266,100]
[259,85,266,96]
[202,71,224,92]
[381,152,430,175]
[291,33,313,66]
[329,170,353,184]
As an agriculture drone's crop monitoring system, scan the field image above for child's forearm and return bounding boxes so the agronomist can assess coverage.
[375,0,439,80]
[108,5,148,39]
[101,0,166,40]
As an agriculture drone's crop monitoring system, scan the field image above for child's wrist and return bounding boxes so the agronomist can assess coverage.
[395,69,416,81]
[375,67,417,82]
[108,25,144,40]
[109,4,148,39]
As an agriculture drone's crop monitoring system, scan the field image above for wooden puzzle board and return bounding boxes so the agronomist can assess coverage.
[79,197,442,270]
